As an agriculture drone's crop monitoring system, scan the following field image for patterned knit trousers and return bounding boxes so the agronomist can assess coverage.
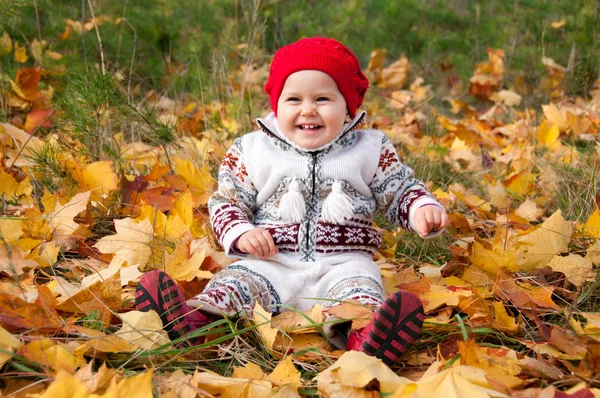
[186,251,385,349]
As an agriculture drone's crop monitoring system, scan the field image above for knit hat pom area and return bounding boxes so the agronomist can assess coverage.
[264,37,369,118]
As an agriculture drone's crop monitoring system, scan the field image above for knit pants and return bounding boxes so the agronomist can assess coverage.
[186,251,385,349]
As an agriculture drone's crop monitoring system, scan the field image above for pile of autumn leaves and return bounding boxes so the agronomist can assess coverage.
[1,25,600,396]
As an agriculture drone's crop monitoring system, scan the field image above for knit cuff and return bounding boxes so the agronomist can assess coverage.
[408,198,446,239]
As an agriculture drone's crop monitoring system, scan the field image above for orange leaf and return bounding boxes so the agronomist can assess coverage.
[493,273,559,310]
[23,107,53,133]
[58,23,72,41]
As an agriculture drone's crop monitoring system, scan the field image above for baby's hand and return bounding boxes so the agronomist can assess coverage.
[237,228,278,259]
[413,206,449,238]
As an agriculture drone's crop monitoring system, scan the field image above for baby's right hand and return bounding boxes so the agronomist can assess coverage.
[236,228,278,259]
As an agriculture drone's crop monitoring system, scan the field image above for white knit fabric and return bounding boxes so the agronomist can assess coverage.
[208,112,444,262]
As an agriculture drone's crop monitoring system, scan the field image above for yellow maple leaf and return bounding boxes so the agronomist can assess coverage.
[515,209,572,271]
[172,190,195,226]
[74,362,121,394]
[492,301,520,333]
[489,90,522,107]
[82,161,119,202]
[94,217,153,268]
[193,370,275,398]
[0,243,39,276]
[173,157,214,204]
[272,304,325,333]
[486,182,510,210]
[585,240,600,266]
[546,253,595,287]
[537,120,560,146]
[49,191,90,247]
[231,356,302,393]
[502,170,536,197]
[420,284,473,313]
[389,362,506,398]
[26,241,60,267]
[367,48,387,71]
[470,241,519,275]
[377,55,411,90]
[582,208,600,238]
[94,369,154,398]
[14,42,28,63]
[253,302,278,350]
[514,199,543,222]
[20,339,85,373]
[165,243,210,282]
[316,351,413,396]
[38,370,90,398]
[0,169,33,203]
[0,218,23,244]
[457,340,523,389]
[0,326,23,368]
[542,103,569,131]
[116,310,170,350]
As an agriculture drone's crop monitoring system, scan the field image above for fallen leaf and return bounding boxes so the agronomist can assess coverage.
[94,217,153,268]
[420,284,473,313]
[0,219,23,244]
[515,199,544,222]
[193,370,277,398]
[390,362,506,398]
[492,301,520,333]
[316,351,413,396]
[14,42,28,63]
[582,208,600,238]
[38,370,90,398]
[546,253,595,287]
[493,273,559,310]
[323,302,371,331]
[74,361,121,393]
[377,55,411,90]
[490,90,521,106]
[515,210,572,271]
[537,120,560,146]
[272,304,325,333]
[0,326,22,368]
[254,303,278,350]
[116,310,171,350]
[367,48,387,71]
[20,339,85,373]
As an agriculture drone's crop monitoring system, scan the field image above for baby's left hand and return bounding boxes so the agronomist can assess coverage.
[413,206,449,238]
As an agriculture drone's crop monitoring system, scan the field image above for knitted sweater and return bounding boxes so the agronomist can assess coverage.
[209,112,443,262]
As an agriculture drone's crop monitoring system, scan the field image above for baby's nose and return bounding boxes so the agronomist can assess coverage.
[300,104,317,116]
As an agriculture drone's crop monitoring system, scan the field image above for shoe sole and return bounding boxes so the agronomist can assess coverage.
[135,270,199,345]
[362,291,425,366]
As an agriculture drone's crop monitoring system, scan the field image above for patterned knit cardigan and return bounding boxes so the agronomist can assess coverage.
[209,112,443,262]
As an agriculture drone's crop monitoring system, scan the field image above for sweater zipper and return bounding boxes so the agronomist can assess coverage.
[306,151,319,251]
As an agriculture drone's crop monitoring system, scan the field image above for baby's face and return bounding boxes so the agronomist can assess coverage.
[277,70,350,149]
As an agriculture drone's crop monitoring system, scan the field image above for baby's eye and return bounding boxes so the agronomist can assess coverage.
[316,97,329,102]
[287,97,301,102]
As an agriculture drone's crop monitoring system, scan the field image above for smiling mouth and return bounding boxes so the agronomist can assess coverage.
[297,124,323,130]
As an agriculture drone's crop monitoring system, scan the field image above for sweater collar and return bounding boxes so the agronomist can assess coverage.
[256,111,366,153]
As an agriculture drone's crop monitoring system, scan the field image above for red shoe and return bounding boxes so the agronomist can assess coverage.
[347,291,425,366]
[135,270,211,345]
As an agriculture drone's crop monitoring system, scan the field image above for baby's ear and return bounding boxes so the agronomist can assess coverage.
[345,114,352,123]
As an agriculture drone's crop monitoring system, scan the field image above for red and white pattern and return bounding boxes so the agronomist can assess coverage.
[315,222,382,255]
[212,204,251,244]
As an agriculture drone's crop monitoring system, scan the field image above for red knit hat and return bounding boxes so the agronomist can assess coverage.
[264,37,369,118]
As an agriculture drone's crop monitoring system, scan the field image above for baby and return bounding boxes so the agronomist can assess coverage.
[136,37,448,366]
